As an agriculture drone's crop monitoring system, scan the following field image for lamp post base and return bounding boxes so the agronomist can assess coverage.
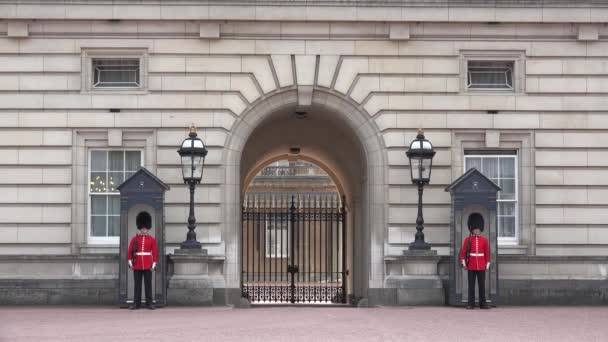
[179,240,202,250]
[408,240,432,251]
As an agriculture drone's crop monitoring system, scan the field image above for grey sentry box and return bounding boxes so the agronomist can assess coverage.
[446,168,500,306]
[117,167,170,307]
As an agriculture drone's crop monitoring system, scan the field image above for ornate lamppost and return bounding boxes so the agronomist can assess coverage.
[177,124,208,250]
[405,128,436,250]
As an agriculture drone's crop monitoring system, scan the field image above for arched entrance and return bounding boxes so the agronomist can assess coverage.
[222,88,387,305]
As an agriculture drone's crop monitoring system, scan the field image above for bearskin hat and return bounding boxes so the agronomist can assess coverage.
[467,213,484,233]
[136,211,152,230]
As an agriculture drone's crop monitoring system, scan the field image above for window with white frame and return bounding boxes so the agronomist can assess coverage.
[464,153,518,244]
[92,58,140,88]
[89,150,142,242]
[467,60,514,90]
[265,219,288,258]
[81,49,148,93]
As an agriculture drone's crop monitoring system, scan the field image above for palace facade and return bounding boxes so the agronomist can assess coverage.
[1,0,608,305]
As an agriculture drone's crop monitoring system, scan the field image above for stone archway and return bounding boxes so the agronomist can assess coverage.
[222,88,387,305]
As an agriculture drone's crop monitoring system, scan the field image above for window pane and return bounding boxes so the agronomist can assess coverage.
[108,172,123,192]
[91,216,107,237]
[469,70,507,88]
[108,196,120,215]
[467,61,514,90]
[482,157,498,178]
[500,157,515,178]
[90,151,107,171]
[466,157,482,172]
[91,195,107,215]
[499,216,516,238]
[499,202,516,216]
[125,151,141,171]
[108,216,120,237]
[108,151,124,172]
[90,172,107,192]
[499,179,516,200]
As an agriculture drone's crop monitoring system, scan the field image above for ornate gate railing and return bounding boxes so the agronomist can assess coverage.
[241,193,346,304]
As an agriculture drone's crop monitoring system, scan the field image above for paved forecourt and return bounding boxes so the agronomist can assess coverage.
[0,306,607,342]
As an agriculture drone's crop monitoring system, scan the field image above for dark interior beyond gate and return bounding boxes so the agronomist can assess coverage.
[241,193,346,304]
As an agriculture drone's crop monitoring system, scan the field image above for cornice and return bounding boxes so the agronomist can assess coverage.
[0,0,606,23]
[1,1,607,7]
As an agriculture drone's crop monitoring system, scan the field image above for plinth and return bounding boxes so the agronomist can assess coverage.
[167,248,225,306]
[384,249,443,305]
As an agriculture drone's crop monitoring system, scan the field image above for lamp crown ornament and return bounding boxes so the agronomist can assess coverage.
[417,127,424,138]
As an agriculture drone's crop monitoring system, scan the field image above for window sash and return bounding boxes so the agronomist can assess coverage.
[92,58,140,88]
[467,61,514,90]
[464,154,518,244]
[88,149,143,243]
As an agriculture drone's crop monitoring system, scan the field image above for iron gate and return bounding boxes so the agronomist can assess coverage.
[241,193,346,304]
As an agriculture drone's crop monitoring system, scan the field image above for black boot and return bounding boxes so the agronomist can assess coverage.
[128,304,140,310]
[145,303,155,310]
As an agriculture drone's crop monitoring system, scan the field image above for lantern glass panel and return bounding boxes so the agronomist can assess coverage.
[192,139,204,149]
[410,157,422,182]
[421,157,432,181]
[181,155,193,180]
[192,155,204,180]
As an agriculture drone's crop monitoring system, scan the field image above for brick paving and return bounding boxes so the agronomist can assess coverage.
[1,306,607,342]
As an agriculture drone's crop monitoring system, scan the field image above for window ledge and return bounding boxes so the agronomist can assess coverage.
[498,245,528,255]
[84,89,148,95]
[80,245,119,255]
[466,90,516,94]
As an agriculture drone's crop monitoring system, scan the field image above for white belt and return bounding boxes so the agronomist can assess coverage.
[469,253,485,257]
[136,252,151,256]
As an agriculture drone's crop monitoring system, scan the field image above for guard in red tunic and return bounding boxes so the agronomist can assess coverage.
[127,211,158,310]
[459,213,491,309]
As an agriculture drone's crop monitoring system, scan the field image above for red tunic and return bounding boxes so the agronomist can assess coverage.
[127,234,159,270]
[459,235,491,271]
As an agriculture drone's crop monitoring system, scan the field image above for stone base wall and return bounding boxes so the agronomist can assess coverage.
[2,255,608,305]
[500,279,608,305]
[4,278,607,306]
[0,279,117,305]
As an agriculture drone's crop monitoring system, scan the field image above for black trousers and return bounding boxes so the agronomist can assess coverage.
[467,270,486,306]
[133,269,153,306]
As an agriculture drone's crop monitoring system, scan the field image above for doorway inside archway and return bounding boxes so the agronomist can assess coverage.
[241,160,346,304]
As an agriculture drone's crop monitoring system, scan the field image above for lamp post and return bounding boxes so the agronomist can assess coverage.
[405,128,436,250]
[177,124,208,250]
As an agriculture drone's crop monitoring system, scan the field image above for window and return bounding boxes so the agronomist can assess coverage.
[92,58,140,88]
[265,219,288,258]
[467,61,514,90]
[89,150,142,243]
[81,49,148,93]
[464,153,518,244]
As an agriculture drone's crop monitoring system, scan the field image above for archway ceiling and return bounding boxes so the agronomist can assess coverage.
[241,102,366,202]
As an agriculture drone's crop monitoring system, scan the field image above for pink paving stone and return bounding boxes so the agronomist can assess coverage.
[1,306,607,342]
